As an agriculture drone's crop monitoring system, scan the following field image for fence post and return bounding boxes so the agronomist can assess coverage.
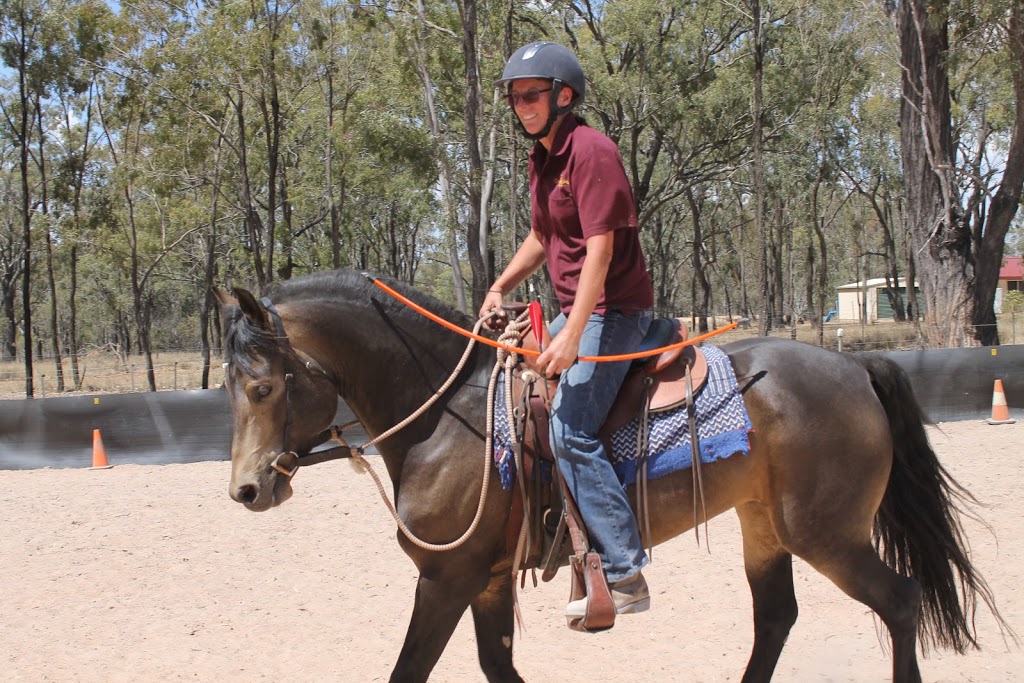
[173,362,178,391]
[130,364,136,392]
[837,328,844,353]
[40,374,46,398]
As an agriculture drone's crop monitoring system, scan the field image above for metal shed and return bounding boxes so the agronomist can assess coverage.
[836,277,922,322]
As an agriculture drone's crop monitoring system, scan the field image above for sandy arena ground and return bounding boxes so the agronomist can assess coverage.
[0,420,1020,682]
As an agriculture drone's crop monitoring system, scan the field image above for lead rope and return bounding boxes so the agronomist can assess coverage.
[339,315,497,552]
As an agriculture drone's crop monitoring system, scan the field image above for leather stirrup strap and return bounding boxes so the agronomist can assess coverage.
[562,489,616,631]
[540,445,567,583]
[637,376,654,560]
[687,358,710,547]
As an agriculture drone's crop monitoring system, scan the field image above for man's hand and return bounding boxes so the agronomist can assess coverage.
[479,290,507,331]
[537,328,580,378]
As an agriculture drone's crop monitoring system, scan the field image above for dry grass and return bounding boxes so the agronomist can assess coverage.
[3,312,1023,399]
[704,319,925,351]
[0,349,220,399]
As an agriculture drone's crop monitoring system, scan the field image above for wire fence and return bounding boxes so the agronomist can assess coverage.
[0,351,222,398]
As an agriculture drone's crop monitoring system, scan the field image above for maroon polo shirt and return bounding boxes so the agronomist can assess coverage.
[529,115,654,315]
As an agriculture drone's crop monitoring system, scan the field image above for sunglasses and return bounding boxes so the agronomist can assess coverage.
[505,87,553,107]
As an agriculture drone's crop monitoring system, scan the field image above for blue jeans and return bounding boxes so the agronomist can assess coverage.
[548,308,653,582]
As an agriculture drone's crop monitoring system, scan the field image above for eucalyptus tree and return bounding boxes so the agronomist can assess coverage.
[560,0,750,316]
[95,0,213,390]
[895,0,1024,346]
[836,71,912,328]
[23,0,109,392]
[49,1,110,390]
[0,141,24,360]
[774,0,880,341]
[0,0,47,395]
[297,0,369,270]
[368,0,508,312]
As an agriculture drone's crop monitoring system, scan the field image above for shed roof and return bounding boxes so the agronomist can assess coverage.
[1000,256,1024,280]
[837,277,913,291]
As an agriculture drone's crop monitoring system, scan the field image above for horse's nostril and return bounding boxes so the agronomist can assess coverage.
[236,484,258,505]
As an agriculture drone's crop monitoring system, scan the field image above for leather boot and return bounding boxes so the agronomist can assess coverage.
[564,571,650,618]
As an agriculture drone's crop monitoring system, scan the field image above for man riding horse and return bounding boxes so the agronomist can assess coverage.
[479,41,654,618]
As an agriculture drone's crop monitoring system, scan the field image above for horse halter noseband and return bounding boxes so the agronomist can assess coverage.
[257,297,352,477]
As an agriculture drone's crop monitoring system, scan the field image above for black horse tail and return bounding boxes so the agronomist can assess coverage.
[855,353,1013,653]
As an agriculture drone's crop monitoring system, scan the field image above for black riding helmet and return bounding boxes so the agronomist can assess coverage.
[496,41,585,140]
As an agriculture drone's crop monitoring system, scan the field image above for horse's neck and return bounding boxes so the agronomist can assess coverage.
[293,298,487,456]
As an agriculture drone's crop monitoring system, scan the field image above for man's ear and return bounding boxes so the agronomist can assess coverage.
[558,84,575,108]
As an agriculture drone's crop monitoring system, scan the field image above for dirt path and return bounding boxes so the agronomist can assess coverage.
[1,420,1020,682]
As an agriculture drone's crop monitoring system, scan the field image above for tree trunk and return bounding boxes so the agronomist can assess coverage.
[1,248,21,360]
[16,4,34,396]
[232,89,266,288]
[686,187,711,333]
[201,125,225,390]
[37,98,65,392]
[970,2,1024,346]
[897,0,972,347]
[68,246,79,388]
[395,0,464,310]
[457,0,489,313]
[751,0,769,337]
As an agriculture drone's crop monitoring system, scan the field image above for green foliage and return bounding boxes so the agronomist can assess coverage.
[1004,290,1024,314]
[0,0,1021,378]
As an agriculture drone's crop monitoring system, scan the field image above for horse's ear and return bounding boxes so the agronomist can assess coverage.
[212,287,236,311]
[232,287,271,330]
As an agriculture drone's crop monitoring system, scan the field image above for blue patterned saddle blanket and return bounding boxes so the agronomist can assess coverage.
[492,343,752,489]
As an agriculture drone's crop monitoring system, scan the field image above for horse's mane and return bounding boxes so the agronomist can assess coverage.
[267,269,474,328]
[224,269,474,375]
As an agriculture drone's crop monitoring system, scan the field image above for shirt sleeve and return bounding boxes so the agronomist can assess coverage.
[572,136,639,239]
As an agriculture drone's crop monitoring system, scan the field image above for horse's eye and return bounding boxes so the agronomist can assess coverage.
[249,383,272,401]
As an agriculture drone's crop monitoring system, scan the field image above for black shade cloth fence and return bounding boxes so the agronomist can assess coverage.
[2,346,1021,470]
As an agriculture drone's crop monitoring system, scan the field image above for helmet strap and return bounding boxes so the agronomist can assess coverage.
[516,81,573,141]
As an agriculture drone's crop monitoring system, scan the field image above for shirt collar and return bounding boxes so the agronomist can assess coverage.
[529,114,579,164]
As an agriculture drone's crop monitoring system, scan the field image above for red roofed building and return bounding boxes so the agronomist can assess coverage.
[999,256,1024,283]
[997,256,1024,311]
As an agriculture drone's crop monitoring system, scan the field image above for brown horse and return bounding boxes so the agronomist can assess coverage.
[214,269,1007,683]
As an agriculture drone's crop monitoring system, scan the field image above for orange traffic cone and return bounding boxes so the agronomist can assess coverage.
[90,428,114,469]
[985,380,1016,425]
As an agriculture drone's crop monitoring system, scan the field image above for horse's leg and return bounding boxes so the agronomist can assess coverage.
[801,545,923,683]
[469,569,524,683]
[389,574,476,683]
[736,502,798,683]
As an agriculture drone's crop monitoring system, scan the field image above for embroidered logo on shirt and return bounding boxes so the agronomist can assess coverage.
[555,176,570,188]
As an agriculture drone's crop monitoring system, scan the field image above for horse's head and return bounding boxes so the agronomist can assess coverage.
[214,287,340,511]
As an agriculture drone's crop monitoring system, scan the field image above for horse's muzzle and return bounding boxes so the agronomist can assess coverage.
[229,467,293,511]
